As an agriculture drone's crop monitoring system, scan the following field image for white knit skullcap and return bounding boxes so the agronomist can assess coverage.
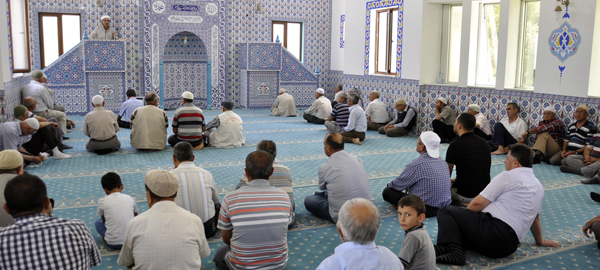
[24,118,39,130]
[543,106,556,114]
[92,95,104,105]
[101,15,110,20]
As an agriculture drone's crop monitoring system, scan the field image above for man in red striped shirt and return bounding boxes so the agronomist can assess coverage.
[213,151,293,270]
[168,91,205,149]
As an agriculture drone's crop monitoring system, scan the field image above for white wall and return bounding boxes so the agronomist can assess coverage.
[534,0,598,97]
[401,0,424,80]
[0,0,11,84]
[330,0,345,71]
[341,0,368,75]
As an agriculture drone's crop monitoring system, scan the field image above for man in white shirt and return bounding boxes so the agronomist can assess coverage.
[22,70,68,135]
[434,144,559,265]
[365,91,390,130]
[303,88,332,124]
[340,94,368,145]
[332,84,343,107]
[467,104,492,140]
[271,88,298,117]
[90,15,119,40]
[316,198,403,270]
[118,170,210,269]
[171,142,220,238]
[204,101,245,148]
[491,102,528,155]
[83,95,120,154]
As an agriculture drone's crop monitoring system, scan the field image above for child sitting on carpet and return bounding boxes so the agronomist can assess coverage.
[397,195,435,270]
[95,172,138,250]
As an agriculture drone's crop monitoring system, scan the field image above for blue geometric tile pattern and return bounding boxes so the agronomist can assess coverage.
[280,49,317,82]
[84,41,126,72]
[44,43,85,85]
[249,43,281,70]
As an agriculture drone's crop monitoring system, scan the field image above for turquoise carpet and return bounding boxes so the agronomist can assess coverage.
[23,109,600,269]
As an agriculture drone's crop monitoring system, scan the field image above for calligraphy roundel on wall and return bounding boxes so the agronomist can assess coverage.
[206,3,218,15]
[152,1,166,14]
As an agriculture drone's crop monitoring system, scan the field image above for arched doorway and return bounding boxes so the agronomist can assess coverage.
[161,31,209,109]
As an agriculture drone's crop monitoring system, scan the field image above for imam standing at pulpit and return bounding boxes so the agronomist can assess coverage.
[91,15,119,40]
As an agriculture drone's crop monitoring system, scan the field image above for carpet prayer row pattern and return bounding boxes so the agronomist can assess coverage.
[23,109,600,270]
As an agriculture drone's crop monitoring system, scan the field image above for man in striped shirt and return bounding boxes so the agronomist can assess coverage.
[562,130,600,180]
[550,105,596,165]
[168,91,205,149]
[236,140,295,227]
[171,142,220,238]
[214,151,292,270]
[325,92,350,133]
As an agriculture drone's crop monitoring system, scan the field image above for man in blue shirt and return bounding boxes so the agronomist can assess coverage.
[340,94,367,145]
[382,131,452,217]
[316,198,403,270]
[118,89,143,129]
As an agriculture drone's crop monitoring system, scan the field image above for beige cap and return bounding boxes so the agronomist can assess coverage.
[577,105,589,113]
[279,88,287,94]
[31,70,44,79]
[0,150,24,169]
[395,99,407,105]
[145,170,178,197]
[182,91,194,100]
[467,104,481,112]
[371,91,380,98]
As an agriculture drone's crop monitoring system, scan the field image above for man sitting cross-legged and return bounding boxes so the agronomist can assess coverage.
[549,105,595,166]
[271,88,298,117]
[303,88,332,124]
[168,91,206,149]
[365,91,390,131]
[379,99,417,137]
[213,150,293,270]
[204,101,245,148]
[83,95,121,155]
[171,142,220,238]
[117,89,143,129]
[339,93,368,145]
[324,92,350,133]
[304,133,376,223]
[316,198,403,270]
[434,144,559,265]
[130,93,169,151]
[382,131,451,217]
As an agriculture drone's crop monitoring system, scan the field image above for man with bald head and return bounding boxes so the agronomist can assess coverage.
[130,93,168,150]
[304,133,376,223]
[271,89,298,117]
[316,198,402,269]
[22,71,68,134]
[84,95,121,154]
[91,15,119,40]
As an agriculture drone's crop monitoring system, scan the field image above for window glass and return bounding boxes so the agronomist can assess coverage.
[520,1,540,87]
[41,16,60,67]
[476,3,501,86]
[447,6,462,82]
[10,0,30,72]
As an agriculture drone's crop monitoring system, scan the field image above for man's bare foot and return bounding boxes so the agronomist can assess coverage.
[491,149,505,155]
[194,141,205,150]
[326,128,332,131]
[352,138,362,145]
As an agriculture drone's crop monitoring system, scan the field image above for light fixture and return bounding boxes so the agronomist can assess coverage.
[555,0,569,12]
[184,35,188,45]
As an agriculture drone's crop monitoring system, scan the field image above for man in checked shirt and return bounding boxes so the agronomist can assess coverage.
[0,174,101,269]
[519,106,565,164]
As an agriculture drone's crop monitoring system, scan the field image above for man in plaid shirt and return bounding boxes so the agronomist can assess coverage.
[519,106,564,164]
[0,174,101,269]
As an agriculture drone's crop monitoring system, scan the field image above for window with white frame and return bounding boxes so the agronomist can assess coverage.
[9,0,30,73]
[374,7,398,75]
[440,4,463,83]
[517,0,540,88]
[475,3,501,86]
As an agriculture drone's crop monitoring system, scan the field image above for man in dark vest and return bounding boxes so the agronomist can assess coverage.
[378,99,417,137]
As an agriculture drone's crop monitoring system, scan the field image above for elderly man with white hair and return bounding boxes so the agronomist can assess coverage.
[303,88,332,124]
[91,15,119,40]
[22,70,68,135]
[271,88,298,117]
[466,104,492,140]
[83,95,121,154]
[520,106,564,164]
[365,91,390,131]
[0,118,70,164]
[379,99,417,137]
[316,198,403,270]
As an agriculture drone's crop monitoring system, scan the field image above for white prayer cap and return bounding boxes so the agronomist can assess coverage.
[420,131,441,158]
[101,15,110,21]
[437,97,448,105]
[92,95,104,105]
[543,106,556,114]
[371,91,380,98]
[0,150,23,169]
[24,118,39,130]
[279,88,287,94]
[182,91,194,100]
[467,104,481,112]
[316,88,325,94]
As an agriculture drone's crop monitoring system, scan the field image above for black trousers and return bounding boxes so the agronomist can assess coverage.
[432,119,456,142]
[474,128,493,140]
[303,113,326,124]
[23,126,60,156]
[117,119,131,129]
[437,205,520,258]
[203,203,221,238]
[382,187,439,217]
[168,135,203,147]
